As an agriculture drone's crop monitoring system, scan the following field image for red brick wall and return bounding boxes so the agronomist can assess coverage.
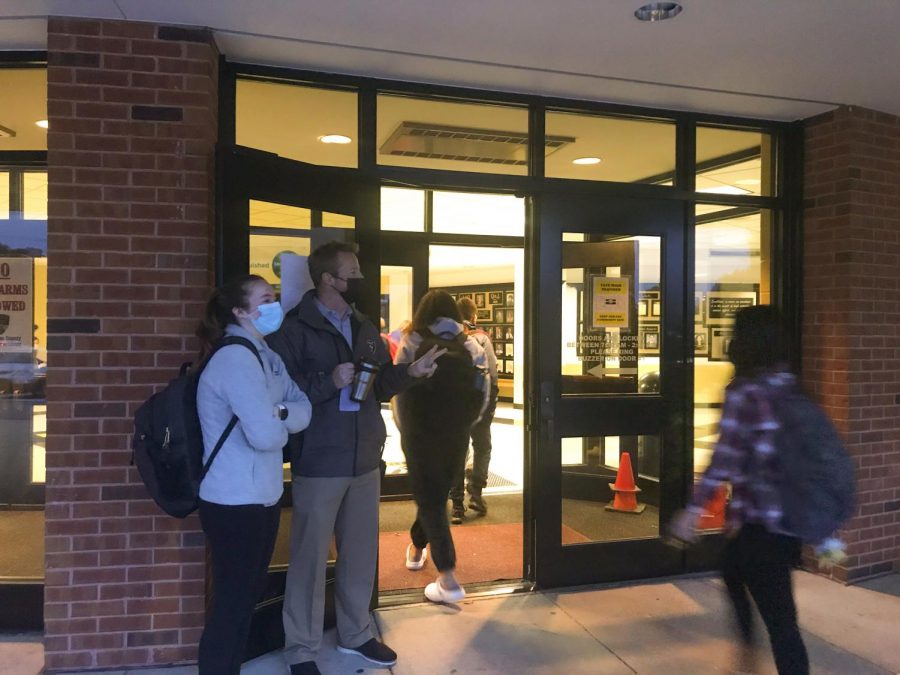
[803,105,900,582]
[45,18,217,671]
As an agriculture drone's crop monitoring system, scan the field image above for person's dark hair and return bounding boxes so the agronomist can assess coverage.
[308,240,359,286]
[729,305,788,377]
[196,274,265,349]
[457,297,477,323]
[409,290,462,335]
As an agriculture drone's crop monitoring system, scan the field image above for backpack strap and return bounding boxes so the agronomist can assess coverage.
[200,335,266,480]
[217,335,264,371]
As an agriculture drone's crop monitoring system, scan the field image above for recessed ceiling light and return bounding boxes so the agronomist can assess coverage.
[572,157,602,165]
[634,2,683,22]
[318,134,352,144]
[35,120,49,129]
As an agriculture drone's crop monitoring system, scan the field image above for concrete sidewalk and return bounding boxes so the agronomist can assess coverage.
[3,571,898,674]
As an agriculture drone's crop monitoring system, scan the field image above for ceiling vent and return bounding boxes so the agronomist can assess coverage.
[0,124,16,138]
[380,122,574,166]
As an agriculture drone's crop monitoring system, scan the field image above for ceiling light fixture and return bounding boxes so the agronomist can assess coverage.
[35,120,49,129]
[572,157,602,165]
[634,2,683,22]
[318,134,352,144]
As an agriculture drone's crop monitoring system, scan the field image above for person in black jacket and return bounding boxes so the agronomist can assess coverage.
[394,290,489,605]
[267,241,442,675]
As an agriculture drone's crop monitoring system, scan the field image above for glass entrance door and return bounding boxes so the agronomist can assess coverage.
[531,191,688,587]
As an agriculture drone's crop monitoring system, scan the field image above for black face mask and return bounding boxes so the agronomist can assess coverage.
[336,276,364,305]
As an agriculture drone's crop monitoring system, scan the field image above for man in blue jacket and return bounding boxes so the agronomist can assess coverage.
[267,241,442,675]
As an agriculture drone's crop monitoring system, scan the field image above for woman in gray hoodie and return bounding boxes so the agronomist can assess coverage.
[195,274,311,675]
[394,290,488,604]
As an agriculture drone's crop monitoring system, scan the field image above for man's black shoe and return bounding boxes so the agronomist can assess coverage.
[468,493,488,515]
[451,502,466,524]
[337,638,398,666]
[290,661,322,675]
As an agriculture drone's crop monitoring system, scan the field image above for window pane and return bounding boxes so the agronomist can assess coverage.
[0,69,47,152]
[546,112,676,183]
[697,126,775,197]
[562,435,660,544]
[249,233,311,292]
[561,234,662,395]
[693,207,770,484]
[380,266,414,338]
[380,265,413,477]
[322,212,355,229]
[23,172,48,221]
[377,94,528,175]
[0,70,47,585]
[432,191,524,237]
[0,173,8,219]
[236,79,357,168]
[249,200,311,230]
[380,187,425,232]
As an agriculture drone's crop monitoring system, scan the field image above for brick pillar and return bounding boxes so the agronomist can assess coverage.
[803,105,900,582]
[45,18,217,671]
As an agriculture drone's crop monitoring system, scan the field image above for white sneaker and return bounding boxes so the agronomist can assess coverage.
[424,578,466,603]
[405,544,428,571]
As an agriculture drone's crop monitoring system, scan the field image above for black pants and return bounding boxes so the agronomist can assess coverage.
[450,389,498,502]
[403,430,469,571]
[198,500,280,675]
[721,524,809,675]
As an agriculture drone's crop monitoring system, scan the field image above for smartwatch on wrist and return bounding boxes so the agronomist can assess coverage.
[276,404,288,421]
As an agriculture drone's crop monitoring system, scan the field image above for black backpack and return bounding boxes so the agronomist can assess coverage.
[132,336,263,518]
[398,329,486,431]
[773,388,856,544]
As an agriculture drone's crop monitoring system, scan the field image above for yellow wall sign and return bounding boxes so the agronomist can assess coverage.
[591,276,630,329]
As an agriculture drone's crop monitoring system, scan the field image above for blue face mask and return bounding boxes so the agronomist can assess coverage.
[251,301,284,336]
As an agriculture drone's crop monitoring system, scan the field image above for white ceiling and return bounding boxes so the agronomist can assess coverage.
[2,1,899,121]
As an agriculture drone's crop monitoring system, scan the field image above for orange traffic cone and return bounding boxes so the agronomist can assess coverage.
[697,484,728,530]
[605,452,646,514]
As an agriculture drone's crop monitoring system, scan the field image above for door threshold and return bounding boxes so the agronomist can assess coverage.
[378,579,533,608]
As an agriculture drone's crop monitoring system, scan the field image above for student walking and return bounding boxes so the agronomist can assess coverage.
[669,306,813,675]
[195,274,311,675]
[449,296,499,523]
[394,290,489,603]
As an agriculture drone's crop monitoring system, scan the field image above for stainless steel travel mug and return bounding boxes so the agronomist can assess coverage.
[350,358,379,402]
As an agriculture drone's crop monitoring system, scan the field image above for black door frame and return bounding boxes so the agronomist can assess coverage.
[529,189,690,588]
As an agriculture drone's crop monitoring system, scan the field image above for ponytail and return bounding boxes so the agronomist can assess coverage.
[196,274,266,355]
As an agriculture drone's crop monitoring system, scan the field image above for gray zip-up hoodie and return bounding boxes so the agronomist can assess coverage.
[394,317,491,427]
[197,324,311,506]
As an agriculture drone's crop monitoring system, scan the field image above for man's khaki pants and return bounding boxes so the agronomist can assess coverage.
[283,468,379,665]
